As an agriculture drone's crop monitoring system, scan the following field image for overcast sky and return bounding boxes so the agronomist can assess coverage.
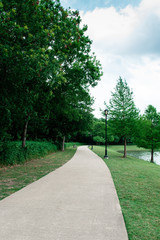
[61,0,160,118]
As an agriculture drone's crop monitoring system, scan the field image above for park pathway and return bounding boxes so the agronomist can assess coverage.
[0,146,128,240]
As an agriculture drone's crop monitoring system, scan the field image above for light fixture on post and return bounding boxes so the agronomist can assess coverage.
[104,109,108,159]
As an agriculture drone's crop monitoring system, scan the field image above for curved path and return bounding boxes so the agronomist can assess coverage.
[0,146,128,240]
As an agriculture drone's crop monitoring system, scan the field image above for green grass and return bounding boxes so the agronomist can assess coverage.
[0,148,76,200]
[109,145,148,152]
[92,145,160,240]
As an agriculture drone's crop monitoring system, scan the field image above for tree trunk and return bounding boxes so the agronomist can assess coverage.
[22,114,30,148]
[151,148,154,163]
[124,137,127,158]
[62,136,65,152]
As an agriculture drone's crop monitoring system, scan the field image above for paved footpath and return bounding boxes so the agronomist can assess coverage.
[0,146,128,240]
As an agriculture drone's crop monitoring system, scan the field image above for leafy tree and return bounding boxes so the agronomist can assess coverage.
[0,0,102,147]
[90,118,115,145]
[92,120,105,144]
[46,77,95,150]
[1,0,65,145]
[136,105,160,163]
[93,136,105,144]
[106,77,139,157]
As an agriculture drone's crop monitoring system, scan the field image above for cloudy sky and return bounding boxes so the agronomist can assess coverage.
[61,0,160,118]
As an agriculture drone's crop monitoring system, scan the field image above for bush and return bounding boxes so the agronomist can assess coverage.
[0,141,57,165]
[93,136,105,144]
[65,142,84,148]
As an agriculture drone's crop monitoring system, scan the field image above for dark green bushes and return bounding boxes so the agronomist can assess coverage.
[0,141,57,166]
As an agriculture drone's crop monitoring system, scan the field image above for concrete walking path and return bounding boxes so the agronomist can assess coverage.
[0,146,128,240]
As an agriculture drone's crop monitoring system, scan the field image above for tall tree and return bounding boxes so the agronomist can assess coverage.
[136,105,160,163]
[0,0,102,146]
[47,75,96,150]
[106,77,139,157]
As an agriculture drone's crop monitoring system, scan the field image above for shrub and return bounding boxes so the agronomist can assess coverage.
[93,136,105,144]
[64,142,85,148]
[0,141,57,165]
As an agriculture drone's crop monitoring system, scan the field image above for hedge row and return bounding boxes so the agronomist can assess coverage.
[0,141,57,166]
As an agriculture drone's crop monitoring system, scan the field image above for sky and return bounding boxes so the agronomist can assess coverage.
[60,0,160,118]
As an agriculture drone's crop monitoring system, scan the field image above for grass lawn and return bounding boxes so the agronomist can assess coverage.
[0,148,76,200]
[92,145,160,240]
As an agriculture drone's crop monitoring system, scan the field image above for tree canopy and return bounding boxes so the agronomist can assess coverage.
[136,105,160,163]
[0,0,102,147]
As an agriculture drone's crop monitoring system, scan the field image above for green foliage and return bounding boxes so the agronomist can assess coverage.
[92,118,113,144]
[0,141,57,165]
[93,136,105,144]
[88,118,116,145]
[106,77,139,156]
[65,142,84,148]
[93,120,105,138]
[0,0,102,146]
[106,77,139,138]
[47,80,95,144]
[145,105,159,123]
[135,105,160,162]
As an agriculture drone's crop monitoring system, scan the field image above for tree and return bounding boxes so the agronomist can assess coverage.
[0,0,102,147]
[106,77,139,157]
[46,75,95,150]
[0,0,66,145]
[136,105,160,163]
[91,118,114,145]
[92,120,105,144]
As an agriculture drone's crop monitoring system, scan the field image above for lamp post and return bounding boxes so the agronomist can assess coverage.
[104,109,108,159]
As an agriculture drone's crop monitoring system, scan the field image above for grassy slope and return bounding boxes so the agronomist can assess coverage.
[93,145,160,240]
[0,148,76,200]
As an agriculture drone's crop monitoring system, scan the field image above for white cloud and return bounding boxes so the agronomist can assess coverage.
[80,0,160,118]
[128,57,160,111]
[81,6,137,54]
[82,1,160,55]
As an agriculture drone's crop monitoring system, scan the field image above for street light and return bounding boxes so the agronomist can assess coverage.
[104,109,108,159]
